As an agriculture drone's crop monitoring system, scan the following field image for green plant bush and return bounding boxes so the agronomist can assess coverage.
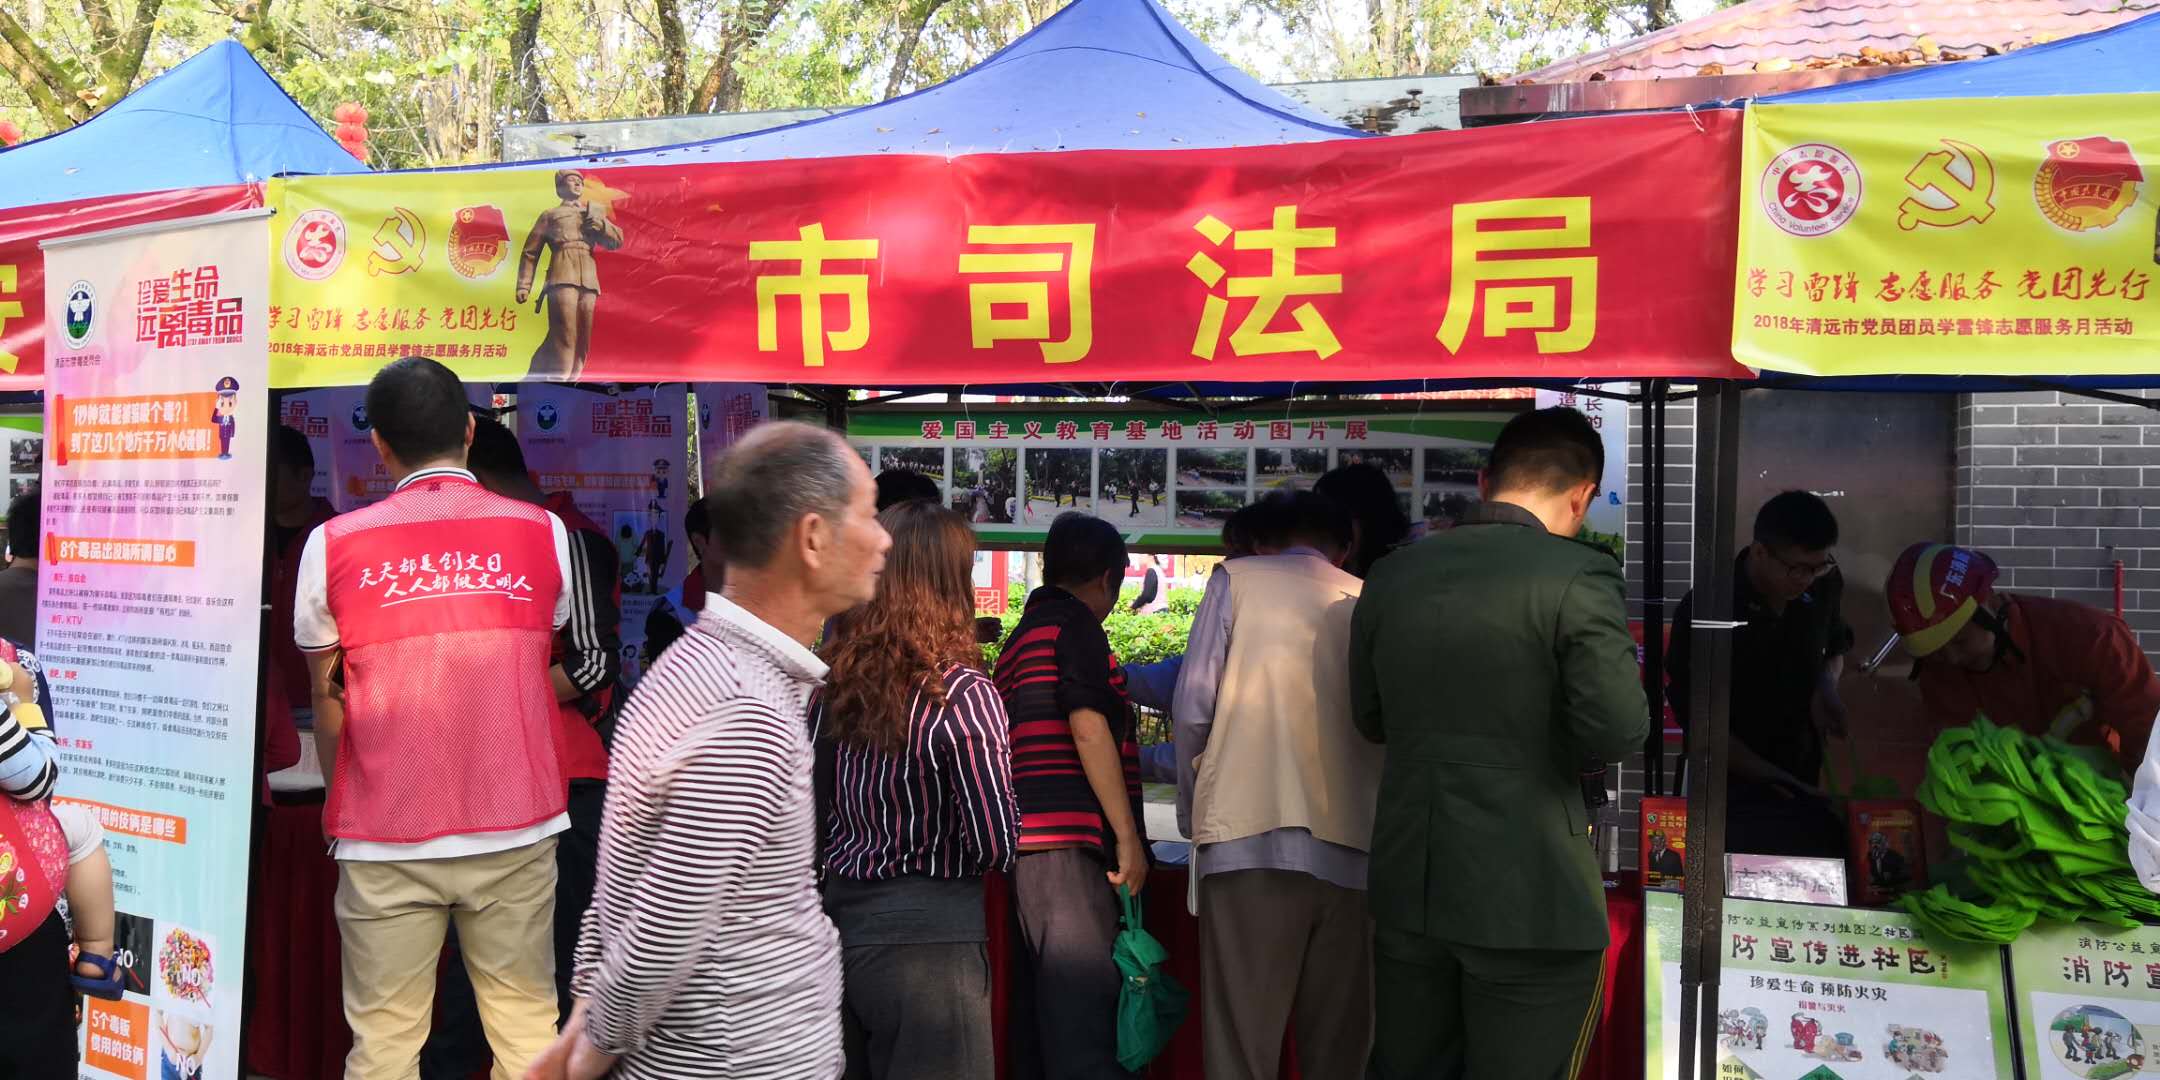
[985,584,1198,668]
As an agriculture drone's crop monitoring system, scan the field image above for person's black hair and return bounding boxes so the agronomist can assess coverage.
[6,485,36,560]
[1315,463,1410,578]
[364,356,470,466]
[1271,489,1353,555]
[875,468,941,511]
[465,416,528,481]
[1043,511,1126,589]
[685,496,711,544]
[1754,490,1839,552]
[1485,406,1604,497]
[271,424,314,473]
[1224,496,1291,556]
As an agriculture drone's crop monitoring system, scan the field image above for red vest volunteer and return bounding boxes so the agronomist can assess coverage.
[295,466,574,851]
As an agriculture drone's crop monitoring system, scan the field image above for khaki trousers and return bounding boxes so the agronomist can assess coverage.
[1198,868,1374,1080]
[336,837,560,1080]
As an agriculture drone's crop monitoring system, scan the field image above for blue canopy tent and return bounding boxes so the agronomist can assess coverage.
[0,39,366,211]
[464,0,1356,171]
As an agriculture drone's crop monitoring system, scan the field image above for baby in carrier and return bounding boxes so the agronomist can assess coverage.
[0,637,123,1000]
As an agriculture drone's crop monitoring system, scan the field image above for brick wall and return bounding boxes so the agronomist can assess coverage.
[1953,390,2160,665]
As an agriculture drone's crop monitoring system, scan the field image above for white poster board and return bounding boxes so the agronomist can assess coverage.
[42,211,269,1080]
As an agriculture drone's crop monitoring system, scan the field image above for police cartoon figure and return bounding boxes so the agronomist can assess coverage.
[214,376,240,459]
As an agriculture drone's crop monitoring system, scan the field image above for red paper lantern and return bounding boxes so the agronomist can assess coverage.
[0,120,21,147]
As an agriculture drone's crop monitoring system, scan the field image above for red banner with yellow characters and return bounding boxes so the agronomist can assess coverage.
[1735,94,2160,377]
[265,110,1748,388]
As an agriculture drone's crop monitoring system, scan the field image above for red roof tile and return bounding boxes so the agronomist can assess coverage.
[1517,0,2156,82]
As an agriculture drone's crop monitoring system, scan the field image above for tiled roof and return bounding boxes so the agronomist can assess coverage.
[1515,0,2157,83]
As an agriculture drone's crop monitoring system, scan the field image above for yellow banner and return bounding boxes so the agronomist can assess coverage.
[267,174,556,388]
[1735,94,2160,377]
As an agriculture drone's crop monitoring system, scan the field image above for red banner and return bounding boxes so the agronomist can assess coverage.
[269,111,1747,388]
[0,185,260,389]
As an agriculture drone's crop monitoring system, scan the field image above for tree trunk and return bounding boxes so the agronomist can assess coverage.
[689,0,786,113]
[509,0,550,124]
[655,0,688,114]
[883,0,950,100]
[1641,0,1681,30]
[0,11,88,128]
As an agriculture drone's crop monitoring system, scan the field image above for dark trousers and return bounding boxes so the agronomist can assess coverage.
[1199,869,1372,1080]
[1369,926,1604,1080]
[0,911,78,1078]
[1010,847,1134,1080]
[421,779,604,1079]
[841,942,995,1080]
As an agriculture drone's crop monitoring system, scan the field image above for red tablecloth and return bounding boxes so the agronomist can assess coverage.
[247,807,1646,1080]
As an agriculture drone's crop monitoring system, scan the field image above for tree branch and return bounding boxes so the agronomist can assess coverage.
[655,0,687,114]
[508,0,548,123]
[0,10,88,128]
[689,0,785,113]
[883,0,950,100]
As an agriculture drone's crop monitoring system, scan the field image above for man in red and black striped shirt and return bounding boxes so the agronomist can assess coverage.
[994,512,1148,1080]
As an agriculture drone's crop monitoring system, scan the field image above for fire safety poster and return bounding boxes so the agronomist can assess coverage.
[41,211,269,1080]
[1643,891,2014,1079]
[2008,921,2160,1080]
[515,384,688,687]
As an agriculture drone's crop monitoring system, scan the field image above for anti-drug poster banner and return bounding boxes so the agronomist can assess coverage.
[263,111,1749,389]
[1643,891,2015,1079]
[277,383,493,511]
[41,211,269,1080]
[1735,94,2160,377]
[2009,921,2160,1079]
[694,382,769,476]
[847,407,1519,550]
[517,384,688,686]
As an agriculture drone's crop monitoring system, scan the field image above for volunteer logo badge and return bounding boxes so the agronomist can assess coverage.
[62,280,94,349]
[351,403,371,432]
[535,402,560,432]
[449,205,511,280]
[285,209,347,281]
[2034,136,2144,233]
[1762,144,1862,237]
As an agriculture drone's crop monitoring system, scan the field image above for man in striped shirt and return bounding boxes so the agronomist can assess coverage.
[536,422,888,1080]
[995,512,1148,1080]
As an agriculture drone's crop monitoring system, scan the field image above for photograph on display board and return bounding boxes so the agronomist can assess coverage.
[1099,449,1168,526]
[1256,448,1327,491]
[1176,448,1248,490]
[1177,489,1244,530]
[2011,923,2160,1080]
[1641,796,1687,890]
[1023,448,1092,521]
[951,448,1016,524]
[1423,447,1487,527]
[879,446,948,492]
[9,435,41,473]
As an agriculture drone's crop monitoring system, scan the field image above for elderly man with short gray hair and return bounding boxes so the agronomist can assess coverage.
[531,421,891,1080]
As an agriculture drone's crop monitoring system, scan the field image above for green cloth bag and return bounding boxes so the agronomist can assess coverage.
[1113,885,1189,1072]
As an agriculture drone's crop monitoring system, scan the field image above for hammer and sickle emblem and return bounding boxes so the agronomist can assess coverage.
[366,207,427,276]
[1897,140,1996,231]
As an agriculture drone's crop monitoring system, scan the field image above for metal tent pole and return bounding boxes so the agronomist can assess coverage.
[1641,379,1668,795]
[1676,379,1741,1080]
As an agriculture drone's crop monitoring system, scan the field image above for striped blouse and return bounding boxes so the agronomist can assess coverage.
[812,663,1018,881]
[993,587,1145,854]
[572,595,843,1079]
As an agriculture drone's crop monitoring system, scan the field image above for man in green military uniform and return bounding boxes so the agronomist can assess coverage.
[1350,406,1648,1080]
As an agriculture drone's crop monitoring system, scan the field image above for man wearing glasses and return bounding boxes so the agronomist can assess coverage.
[1667,490,1852,858]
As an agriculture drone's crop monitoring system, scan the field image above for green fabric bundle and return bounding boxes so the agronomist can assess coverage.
[1899,715,2160,943]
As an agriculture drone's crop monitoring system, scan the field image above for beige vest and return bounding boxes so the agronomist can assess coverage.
[1191,554,1382,852]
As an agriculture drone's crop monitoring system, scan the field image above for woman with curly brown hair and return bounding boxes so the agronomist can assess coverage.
[813,500,1018,1080]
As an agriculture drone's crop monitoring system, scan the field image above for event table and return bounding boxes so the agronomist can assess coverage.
[247,801,1645,1080]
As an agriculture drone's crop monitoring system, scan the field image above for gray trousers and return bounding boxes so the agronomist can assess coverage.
[1012,847,1134,1080]
[841,942,995,1080]
[1198,868,1373,1080]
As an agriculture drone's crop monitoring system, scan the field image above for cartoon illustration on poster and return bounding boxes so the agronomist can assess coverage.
[43,211,269,1080]
[2011,922,2160,1079]
[1643,892,2015,1079]
[847,409,1514,548]
[517,384,688,686]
